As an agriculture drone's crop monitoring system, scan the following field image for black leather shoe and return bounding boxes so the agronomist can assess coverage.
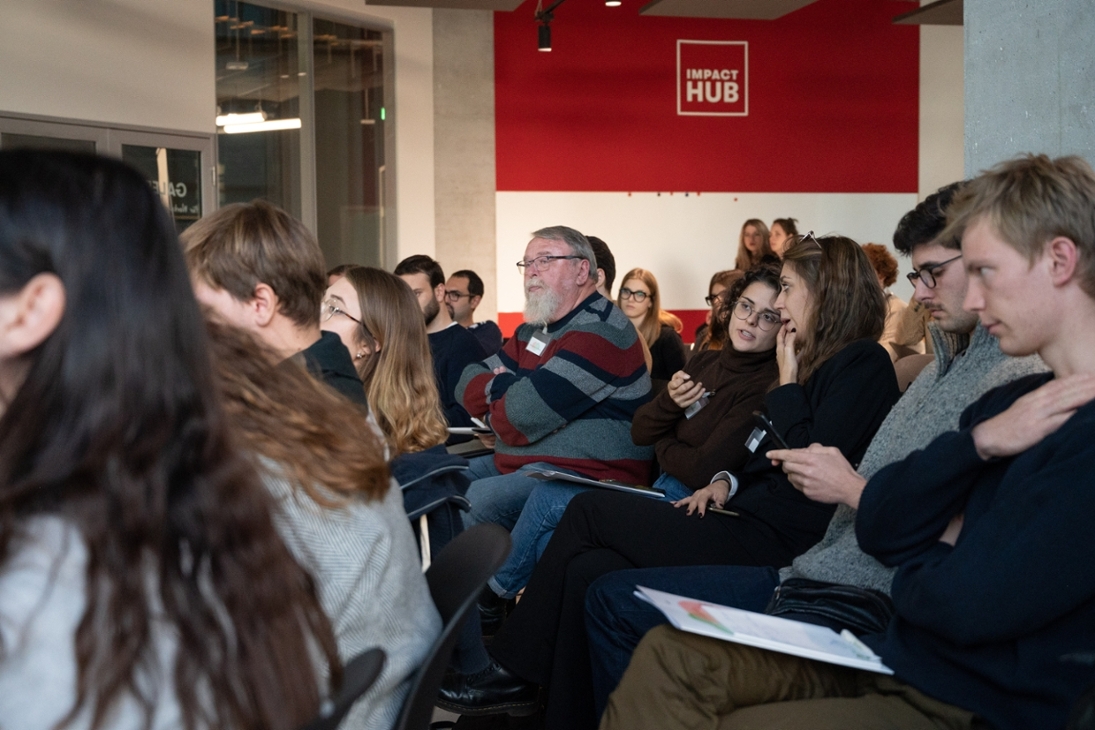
[478,587,515,637]
[436,659,540,717]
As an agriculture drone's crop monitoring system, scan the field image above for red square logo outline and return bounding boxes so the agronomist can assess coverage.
[677,40,749,117]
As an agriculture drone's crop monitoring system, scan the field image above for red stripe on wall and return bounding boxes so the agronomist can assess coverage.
[499,309,710,344]
[494,0,919,193]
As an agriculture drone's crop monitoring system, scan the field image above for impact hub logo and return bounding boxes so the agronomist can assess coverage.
[677,40,748,116]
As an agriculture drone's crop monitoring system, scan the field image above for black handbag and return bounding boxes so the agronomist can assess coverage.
[764,577,895,636]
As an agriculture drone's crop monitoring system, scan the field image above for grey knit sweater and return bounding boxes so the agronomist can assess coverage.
[780,323,1047,593]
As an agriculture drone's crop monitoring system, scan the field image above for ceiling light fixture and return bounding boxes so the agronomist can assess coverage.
[215,111,266,126]
[538,23,551,52]
[222,118,302,134]
[534,0,566,53]
[605,0,622,6]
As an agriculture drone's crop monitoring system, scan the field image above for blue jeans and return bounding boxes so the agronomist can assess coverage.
[486,472,692,598]
[584,564,781,718]
[462,457,586,531]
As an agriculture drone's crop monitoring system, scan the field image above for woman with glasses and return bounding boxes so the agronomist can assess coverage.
[692,269,744,353]
[462,234,901,730]
[0,150,338,730]
[631,265,782,500]
[321,266,448,456]
[616,268,686,387]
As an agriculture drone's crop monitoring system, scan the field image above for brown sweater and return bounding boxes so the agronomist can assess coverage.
[631,345,778,490]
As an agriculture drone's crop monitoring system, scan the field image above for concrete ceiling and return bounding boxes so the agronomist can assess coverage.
[639,0,818,20]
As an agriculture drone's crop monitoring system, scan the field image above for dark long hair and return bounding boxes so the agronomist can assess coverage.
[781,234,886,383]
[0,150,337,730]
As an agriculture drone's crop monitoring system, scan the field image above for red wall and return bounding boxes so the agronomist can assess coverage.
[495,0,920,194]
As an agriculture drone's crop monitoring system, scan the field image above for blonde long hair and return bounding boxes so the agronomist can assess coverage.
[618,267,683,348]
[344,267,448,455]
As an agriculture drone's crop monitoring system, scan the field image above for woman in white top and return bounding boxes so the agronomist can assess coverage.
[0,150,338,730]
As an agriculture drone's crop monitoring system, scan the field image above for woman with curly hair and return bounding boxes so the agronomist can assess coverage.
[0,150,338,730]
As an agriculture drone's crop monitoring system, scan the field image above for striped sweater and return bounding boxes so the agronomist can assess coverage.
[457,293,654,484]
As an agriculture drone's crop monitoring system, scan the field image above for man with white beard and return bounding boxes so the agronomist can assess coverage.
[455,226,654,532]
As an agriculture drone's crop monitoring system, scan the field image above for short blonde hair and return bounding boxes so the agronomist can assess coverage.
[944,154,1095,296]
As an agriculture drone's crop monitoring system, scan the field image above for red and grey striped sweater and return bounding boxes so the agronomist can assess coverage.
[457,293,654,485]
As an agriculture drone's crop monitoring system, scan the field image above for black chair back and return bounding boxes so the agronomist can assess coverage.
[301,648,386,730]
[393,523,512,730]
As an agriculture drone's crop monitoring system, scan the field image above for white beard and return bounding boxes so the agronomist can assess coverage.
[523,281,562,326]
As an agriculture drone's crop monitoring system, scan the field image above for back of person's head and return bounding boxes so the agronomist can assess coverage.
[587,236,616,292]
[451,269,485,299]
[182,200,327,329]
[945,154,1095,297]
[327,263,354,281]
[0,150,335,730]
[532,225,597,273]
[344,267,448,455]
[861,243,899,288]
[772,218,799,236]
[782,234,887,383]
[394,254,445,290]
[893,181,966,256]
[206,320,390,504]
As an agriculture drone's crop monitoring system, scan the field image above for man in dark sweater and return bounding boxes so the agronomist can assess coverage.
[447,269,503,356]
[602,154,1095,730]
[182,201,367,407]
[395,255,484,429]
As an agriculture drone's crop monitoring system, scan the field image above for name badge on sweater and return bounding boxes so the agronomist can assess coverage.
[745,426,766,453]
[683,394,710,420]
[527,330,552,357]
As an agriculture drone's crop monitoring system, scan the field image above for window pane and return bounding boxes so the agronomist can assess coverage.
[121,145,204,234]
[313,18,387,268]
[215,1,302,217]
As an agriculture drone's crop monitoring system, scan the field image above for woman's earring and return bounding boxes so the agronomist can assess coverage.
[355,350,366,360]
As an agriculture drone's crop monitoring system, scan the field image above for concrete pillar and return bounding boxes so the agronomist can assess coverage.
[432,10,498,319]
[964,0,1095,175]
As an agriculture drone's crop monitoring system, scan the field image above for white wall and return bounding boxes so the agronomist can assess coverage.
[919,24,965,199]
[496,192,919,314]
[0,0,215,134]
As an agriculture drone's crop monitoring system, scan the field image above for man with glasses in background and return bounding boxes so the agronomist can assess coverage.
[447,268,504,356]
[182,200,368,407]
[395,254,485,431]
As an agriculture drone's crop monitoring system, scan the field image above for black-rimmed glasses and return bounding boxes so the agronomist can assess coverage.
[445,290,472,302]
[906,254,962,289]
[705,291,729,307]
[731,299,782,331]
[516,255,583,273]
[618,287,649,302]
